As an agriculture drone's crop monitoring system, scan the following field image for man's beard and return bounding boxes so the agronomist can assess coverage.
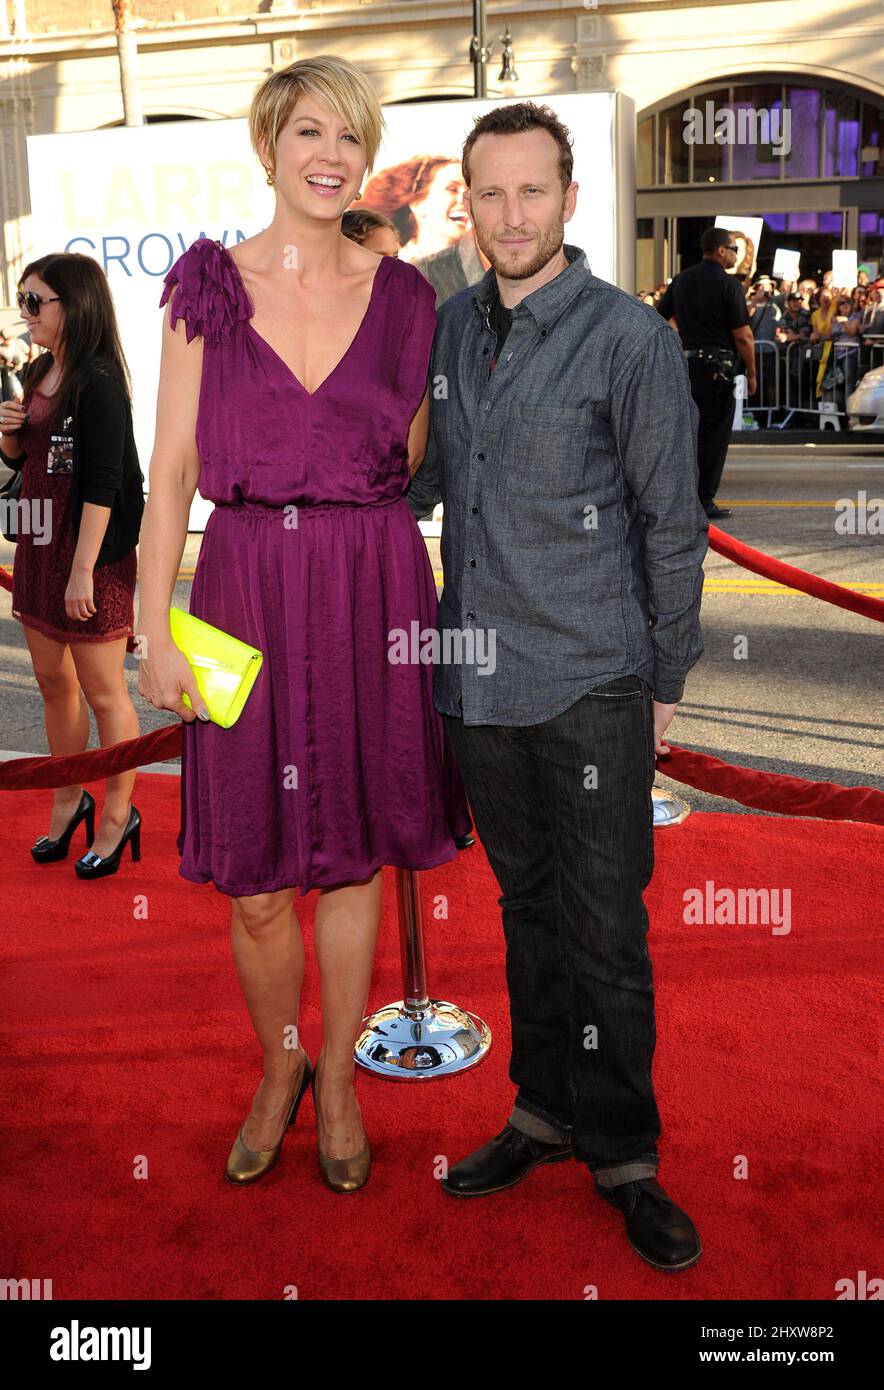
[475,217,566,281]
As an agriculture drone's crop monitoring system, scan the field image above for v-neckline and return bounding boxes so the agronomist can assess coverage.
[218,241,389,399]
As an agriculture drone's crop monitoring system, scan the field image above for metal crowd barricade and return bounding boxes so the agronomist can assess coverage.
[865,336,884,374]
[782,338,864,431]
[743,340,781,428]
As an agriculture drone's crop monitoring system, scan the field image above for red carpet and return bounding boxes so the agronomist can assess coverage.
[1,773,880,1301]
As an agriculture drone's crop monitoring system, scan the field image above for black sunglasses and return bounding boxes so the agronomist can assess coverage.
[16,290,61,316]
[727,244,739,252]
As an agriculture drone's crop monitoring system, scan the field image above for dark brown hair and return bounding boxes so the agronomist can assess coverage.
[341,207,396,245]
[18,251,132,433]
[461,101,574,192]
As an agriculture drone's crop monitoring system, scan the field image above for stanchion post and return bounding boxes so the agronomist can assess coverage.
[354,866,492,1079]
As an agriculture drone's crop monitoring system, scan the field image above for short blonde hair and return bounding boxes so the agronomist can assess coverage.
[249,55,385,180]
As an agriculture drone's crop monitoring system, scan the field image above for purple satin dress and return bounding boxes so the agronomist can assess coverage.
[159,238,470,897]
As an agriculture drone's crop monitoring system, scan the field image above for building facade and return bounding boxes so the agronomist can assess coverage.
[1,0,883,303]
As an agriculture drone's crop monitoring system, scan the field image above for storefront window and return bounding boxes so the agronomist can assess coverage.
[783,87,823,179]
[689,88,731,184]
[637,116,654,186]
[859,209,884,280]
[821,89,860,177]
[860,104,884,176]
[643,80,883,187]
[658,99,691,185]
[730,83,784,181]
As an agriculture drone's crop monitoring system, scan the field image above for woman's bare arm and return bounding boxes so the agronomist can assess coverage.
[134,290,212,722]
[406,384,430,479]
[136,290,203,646]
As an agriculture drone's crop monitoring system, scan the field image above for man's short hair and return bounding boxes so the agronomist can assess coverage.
[697,227,733,258]
[462,100,574,192]
[701,227,733,256]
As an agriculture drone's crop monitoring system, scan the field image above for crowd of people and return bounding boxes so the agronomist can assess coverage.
[640,264,884,425]
[0,324,39,402]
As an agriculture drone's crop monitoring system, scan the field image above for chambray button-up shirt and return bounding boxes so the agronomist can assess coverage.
[405,243,708,725]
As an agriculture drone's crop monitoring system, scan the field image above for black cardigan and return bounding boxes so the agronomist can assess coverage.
[4,362,145,568]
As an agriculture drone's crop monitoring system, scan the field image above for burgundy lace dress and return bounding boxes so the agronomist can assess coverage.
[11,387,137,649]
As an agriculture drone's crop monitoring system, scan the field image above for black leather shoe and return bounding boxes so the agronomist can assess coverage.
[704,504,732,519]
[441,1123,573,1197]
[31,789,95,862]
[596,1177,702,1271]
[74,804,141,879]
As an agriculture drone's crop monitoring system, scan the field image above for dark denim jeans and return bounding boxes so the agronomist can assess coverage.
[443,675,662,1187]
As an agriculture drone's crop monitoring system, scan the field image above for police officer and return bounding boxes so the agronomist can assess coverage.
[656,227,756,519]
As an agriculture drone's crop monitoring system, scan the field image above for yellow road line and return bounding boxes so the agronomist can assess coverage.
[717,499,842,507]
[704,579,884,590]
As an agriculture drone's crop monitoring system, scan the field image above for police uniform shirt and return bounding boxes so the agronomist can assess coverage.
[656,259,751,349]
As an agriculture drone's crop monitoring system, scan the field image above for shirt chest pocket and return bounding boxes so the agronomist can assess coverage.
[503,402,591,499]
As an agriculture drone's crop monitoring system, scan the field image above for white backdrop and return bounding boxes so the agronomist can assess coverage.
[25,92,634,529]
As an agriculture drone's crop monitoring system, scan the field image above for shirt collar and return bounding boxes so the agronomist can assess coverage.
[473,243,590,330]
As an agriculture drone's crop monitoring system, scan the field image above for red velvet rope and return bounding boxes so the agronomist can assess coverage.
[706,525,884,623]
[1,730,881,824]
[1,548,882,825]
[0,723,181,790]
[657,746,884,826]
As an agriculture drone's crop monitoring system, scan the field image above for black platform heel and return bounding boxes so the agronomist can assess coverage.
[74,804,141,879]
[31,789,96,863]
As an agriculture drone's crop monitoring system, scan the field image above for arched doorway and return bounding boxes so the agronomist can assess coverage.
[636,76,884,289]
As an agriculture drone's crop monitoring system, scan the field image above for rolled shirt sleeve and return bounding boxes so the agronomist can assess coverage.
[610,323,709,704]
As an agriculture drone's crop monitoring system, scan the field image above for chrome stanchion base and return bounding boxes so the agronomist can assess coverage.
[355,999,491,1079]
[652,783,691,826]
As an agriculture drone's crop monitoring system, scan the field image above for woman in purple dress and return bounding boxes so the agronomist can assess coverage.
[136,56,470,1192]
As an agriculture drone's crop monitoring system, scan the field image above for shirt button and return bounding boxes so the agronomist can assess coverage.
[476,452,485,460]
[468,558,476,567]
[471,506,479,514]
[466,610,475,621]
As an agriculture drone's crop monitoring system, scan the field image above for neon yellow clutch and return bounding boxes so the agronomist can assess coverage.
[168,606,263,729]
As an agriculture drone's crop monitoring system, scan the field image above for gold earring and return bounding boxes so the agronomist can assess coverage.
[266,169,275,187]
[353,191,362,201]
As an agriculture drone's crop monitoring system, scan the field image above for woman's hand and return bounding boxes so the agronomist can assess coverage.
[65,564,97,621]
[135,632,210,723]
[0,400,28,437]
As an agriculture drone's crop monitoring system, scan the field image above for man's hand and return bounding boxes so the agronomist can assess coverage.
[653,700,679,756]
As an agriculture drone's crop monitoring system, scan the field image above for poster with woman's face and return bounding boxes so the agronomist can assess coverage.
[358,94,629,306]
[714,215,763,283]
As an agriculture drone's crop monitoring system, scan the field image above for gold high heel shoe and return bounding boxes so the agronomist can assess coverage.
[311,1053,371,1193]
[225,1048,313,1185]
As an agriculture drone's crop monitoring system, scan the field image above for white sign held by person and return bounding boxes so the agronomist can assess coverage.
[714,215,764,283]
[772,247,801,281]
[832,250,858,288]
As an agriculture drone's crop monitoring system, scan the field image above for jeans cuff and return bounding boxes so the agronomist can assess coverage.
[509,1100,571,1145]
[590,1156,659,1188]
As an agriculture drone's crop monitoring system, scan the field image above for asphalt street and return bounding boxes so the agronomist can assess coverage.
[1,444,882,818]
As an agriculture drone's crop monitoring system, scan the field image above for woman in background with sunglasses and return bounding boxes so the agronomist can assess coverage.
[1,254,146,876]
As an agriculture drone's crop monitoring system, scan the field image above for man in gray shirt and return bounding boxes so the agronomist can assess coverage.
[406,101,708,1271]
